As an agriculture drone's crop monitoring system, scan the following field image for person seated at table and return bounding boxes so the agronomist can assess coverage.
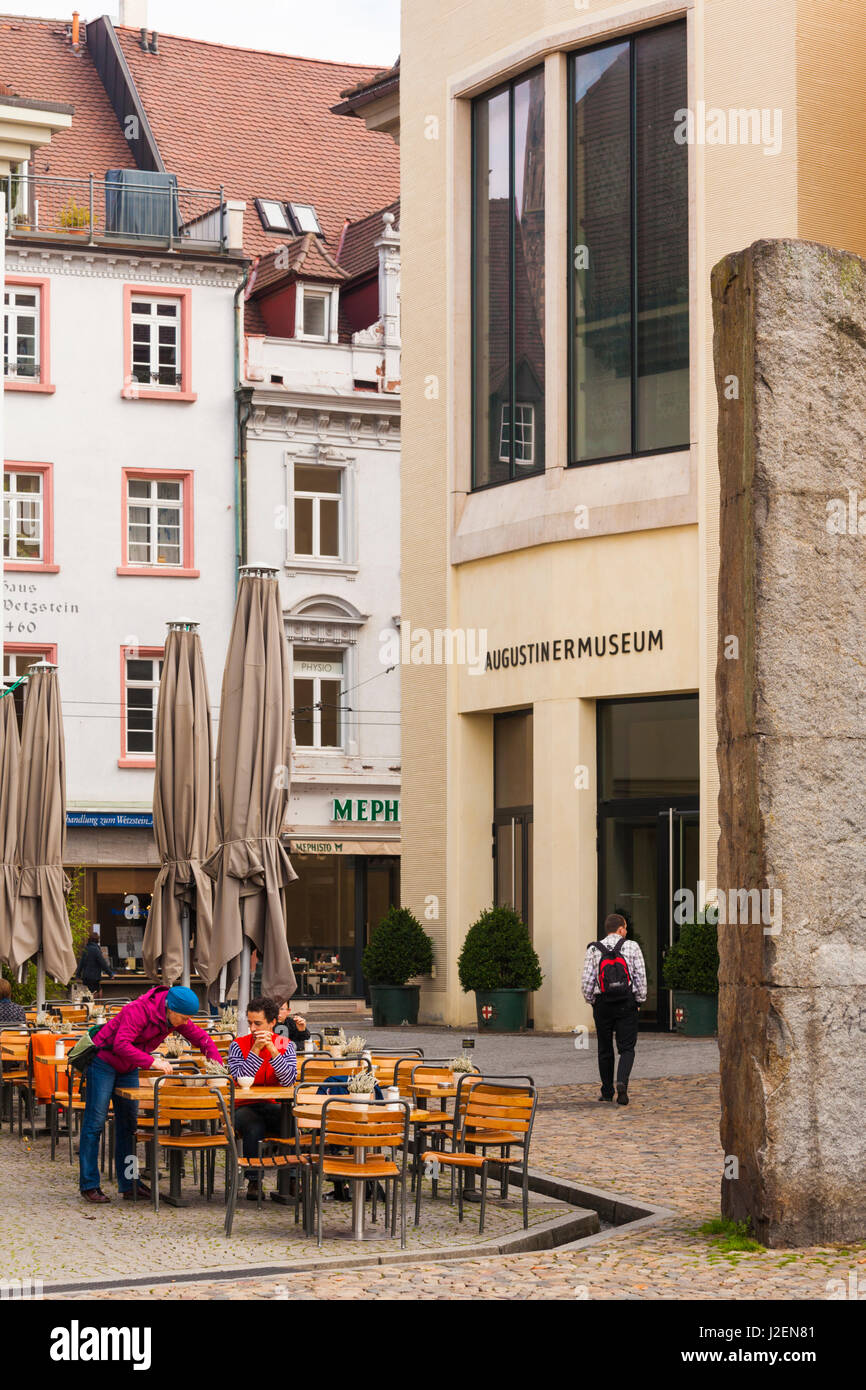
[273,996,310,1047]
[79,984,222,1205]
[0,978,26,1024]
[227,996,297,1199]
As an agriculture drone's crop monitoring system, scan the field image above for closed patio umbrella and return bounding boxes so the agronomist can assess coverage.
[203,567,297,1028]
[11,662,76,1007]
[144,621,214,990]
[0,683,22,967]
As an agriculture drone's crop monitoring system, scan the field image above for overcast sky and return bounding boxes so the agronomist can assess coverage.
[5,1,400,65]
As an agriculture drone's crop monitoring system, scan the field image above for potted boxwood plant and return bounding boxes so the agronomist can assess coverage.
[457,905,542,1032]
[362,906,434,1026]
[662,914,719,1036]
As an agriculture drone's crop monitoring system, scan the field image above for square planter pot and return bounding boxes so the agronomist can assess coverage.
[672,990,718,1036]
[474,988,529,1032]
[369,984,420,1026]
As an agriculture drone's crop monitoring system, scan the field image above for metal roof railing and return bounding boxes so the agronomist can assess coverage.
[4,172,227,253]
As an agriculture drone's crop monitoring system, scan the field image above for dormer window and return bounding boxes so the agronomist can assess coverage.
[303,292,328,338]
[296,284,338,343]
[287,202,322,236]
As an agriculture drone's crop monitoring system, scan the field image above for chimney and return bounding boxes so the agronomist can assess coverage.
[71,10,80,48]
[139,27,148,50]
[149,31,158,54]
[118,0,149,29]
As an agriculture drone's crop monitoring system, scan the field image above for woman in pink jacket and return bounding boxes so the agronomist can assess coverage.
[79,985,221,1205]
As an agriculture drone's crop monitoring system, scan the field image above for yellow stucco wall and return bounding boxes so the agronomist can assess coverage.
[400,0,865,1029]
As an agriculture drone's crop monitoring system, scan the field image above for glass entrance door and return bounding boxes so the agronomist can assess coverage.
[494,813,533,935]
[657,808,699,1030]
[596,695,699,1029]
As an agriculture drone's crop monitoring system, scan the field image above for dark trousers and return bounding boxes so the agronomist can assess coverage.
[234,1101,283,1172]
[592,997,639,1097]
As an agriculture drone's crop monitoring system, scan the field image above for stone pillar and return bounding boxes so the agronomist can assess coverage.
[713,238,866,1246]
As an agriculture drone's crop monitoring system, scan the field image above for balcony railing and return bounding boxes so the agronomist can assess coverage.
[4,173,227,252]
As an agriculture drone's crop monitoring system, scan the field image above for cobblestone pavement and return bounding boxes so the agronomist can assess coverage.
[7,1070,863,1300]
[0,1127,567,1283]
[309,1025,719,1087]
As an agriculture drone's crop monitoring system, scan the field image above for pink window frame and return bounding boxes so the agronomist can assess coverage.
[119,643,163,769]
[121,283,196,403]
[3,642,58,670]
[4,275,54,394]
[3,460,58,572]
[117,466,199,578]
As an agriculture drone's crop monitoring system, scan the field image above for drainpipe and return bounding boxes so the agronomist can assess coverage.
[234,265,252,591]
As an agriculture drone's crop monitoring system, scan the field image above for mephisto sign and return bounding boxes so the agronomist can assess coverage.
[484,629,663,671]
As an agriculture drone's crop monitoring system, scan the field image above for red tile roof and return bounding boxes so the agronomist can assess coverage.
[113,25,400,259]
[249,233,348,297]
[0,15,136,180]
[337,198,399,279]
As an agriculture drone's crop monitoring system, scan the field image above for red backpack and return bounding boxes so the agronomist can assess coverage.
[591,939,633,999]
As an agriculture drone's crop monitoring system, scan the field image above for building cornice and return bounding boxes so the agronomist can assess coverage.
[4,243,248,290]
[247,391,400,447]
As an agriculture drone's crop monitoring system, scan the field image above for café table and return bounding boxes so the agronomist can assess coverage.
[293,1095,416,1240]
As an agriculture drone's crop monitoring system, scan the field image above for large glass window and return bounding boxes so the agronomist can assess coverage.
[473,69,545,488]
[598,695,698,801]
[569,22,688,463]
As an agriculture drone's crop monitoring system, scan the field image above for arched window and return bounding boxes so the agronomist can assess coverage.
[285,596,366,754]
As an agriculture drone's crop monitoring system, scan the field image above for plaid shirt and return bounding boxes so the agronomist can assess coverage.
[582,933,647,1004]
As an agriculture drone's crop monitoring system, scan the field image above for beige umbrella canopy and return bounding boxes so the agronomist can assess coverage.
[11,663,76,1001]
[144,622,214,989]
[203,567,297,1021]
[0,684,21,967]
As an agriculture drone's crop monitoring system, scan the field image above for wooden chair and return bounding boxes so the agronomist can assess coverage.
[415,1079,538,1234]
[391,1059,479,1190]
[147,1077,236,1214]
[228,1089,316,1232]
[298,1054,370,1085]
[55,1006,88,1025]
[0,1032,34,1137]
[367,1049,424,1086]
[310,1099,411,1249]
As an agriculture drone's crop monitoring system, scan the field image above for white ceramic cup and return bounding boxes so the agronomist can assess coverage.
[237,1075,255,1090]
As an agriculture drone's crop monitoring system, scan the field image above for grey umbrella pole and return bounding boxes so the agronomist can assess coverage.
[180,903,191,990]
[36,950,45,1012]
[237,936,251,1036]
[218,963,227,1007]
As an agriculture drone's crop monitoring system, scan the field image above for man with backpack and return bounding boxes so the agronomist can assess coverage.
[582,913,647,1106]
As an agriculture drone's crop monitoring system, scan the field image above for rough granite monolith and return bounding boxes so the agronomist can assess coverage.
[713,238,866,1247]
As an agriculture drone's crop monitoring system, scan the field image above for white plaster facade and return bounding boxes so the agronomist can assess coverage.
[242,218,401,852]
[3,241,245,817]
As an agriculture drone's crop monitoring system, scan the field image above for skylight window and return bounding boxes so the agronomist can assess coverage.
[256,198,292,233]
[287,202,323,236]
